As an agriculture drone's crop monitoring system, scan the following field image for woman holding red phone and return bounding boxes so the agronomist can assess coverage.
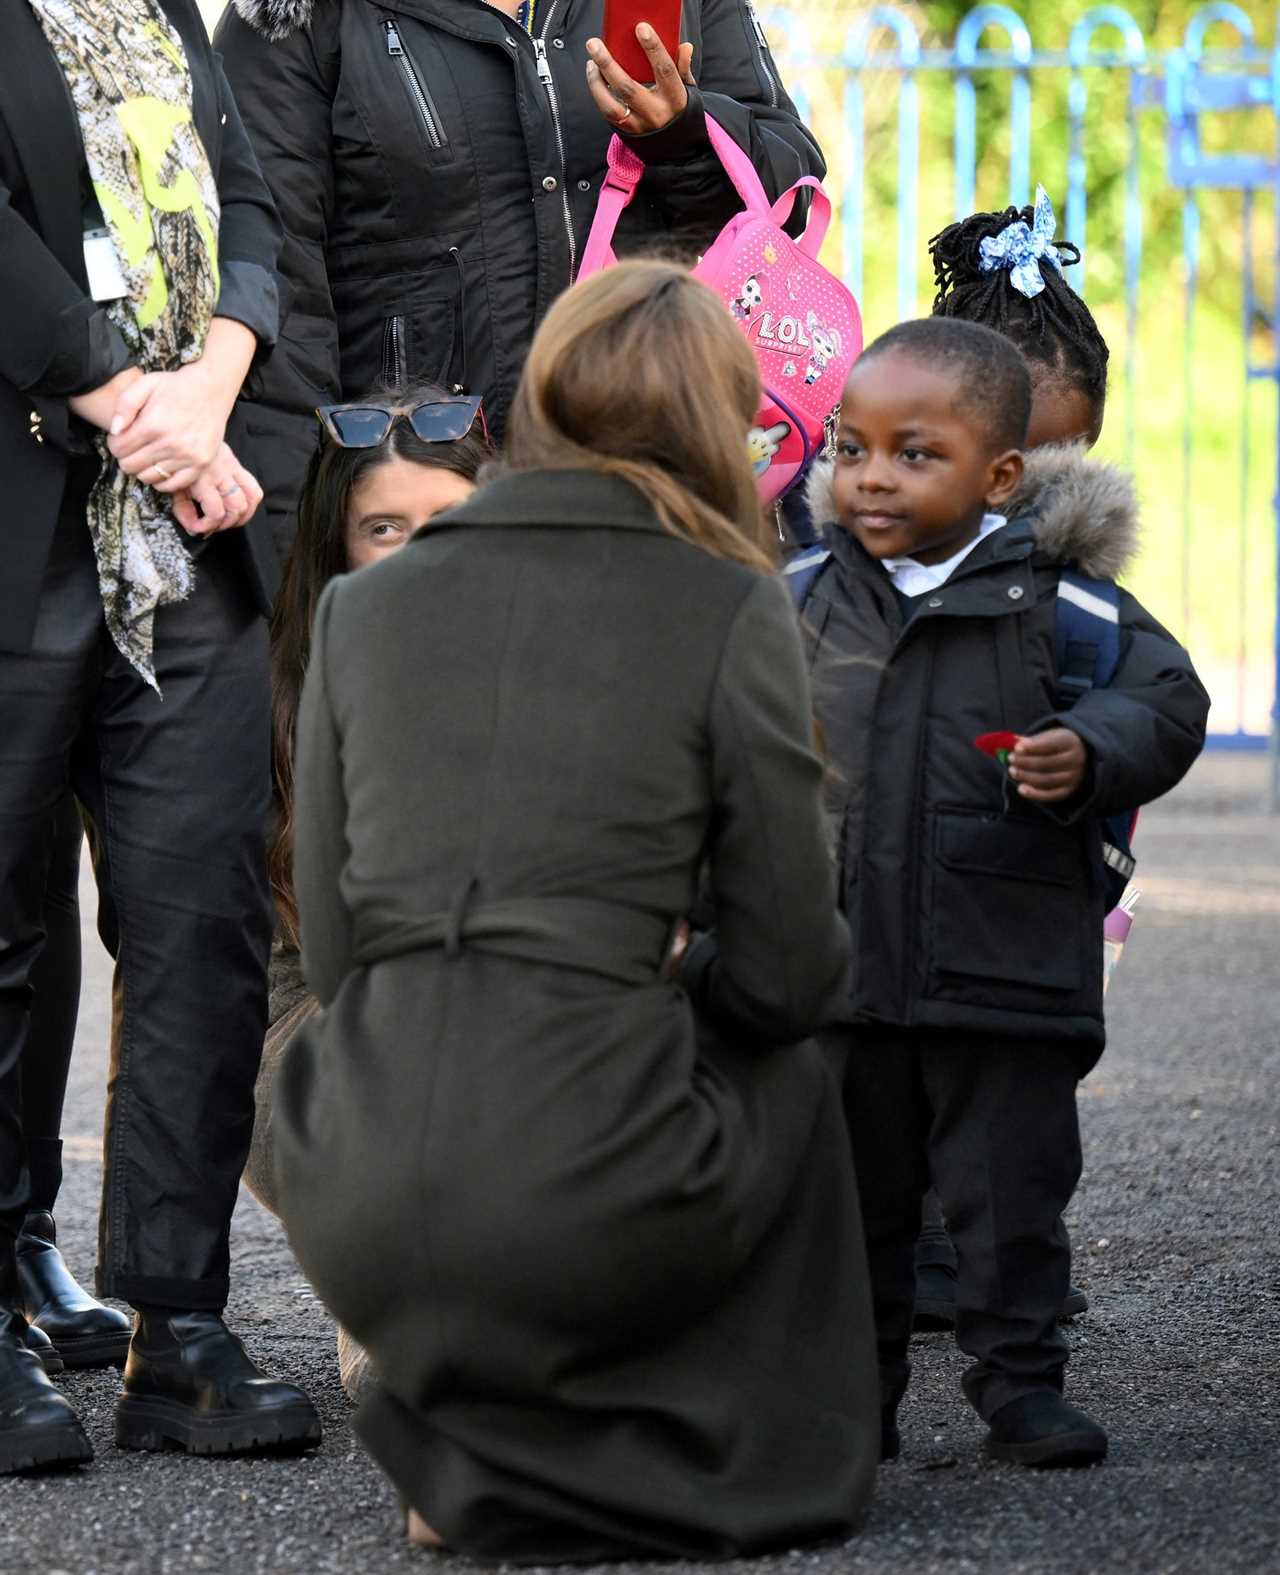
[216,0,823,560]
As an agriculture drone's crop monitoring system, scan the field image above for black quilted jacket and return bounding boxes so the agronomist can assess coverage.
[216,0,824,553]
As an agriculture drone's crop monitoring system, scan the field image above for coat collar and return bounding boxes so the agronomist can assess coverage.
[231,0,316,39]
[426,467,673,536]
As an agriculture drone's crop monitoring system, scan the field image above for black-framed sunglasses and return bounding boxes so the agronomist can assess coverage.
[316,395,487,449]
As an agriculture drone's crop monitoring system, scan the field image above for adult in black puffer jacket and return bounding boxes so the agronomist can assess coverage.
[216,0,822,559]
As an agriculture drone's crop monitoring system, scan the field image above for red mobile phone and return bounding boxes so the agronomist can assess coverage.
[602,0,683,84]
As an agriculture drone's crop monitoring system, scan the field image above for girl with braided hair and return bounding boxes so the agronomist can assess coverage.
[930,187,1111,449]
[911,188,1117,1335]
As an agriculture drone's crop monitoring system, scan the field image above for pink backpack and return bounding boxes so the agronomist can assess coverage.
[579,114,862,503]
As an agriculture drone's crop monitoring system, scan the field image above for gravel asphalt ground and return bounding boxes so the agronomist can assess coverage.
[1,752,1276,1575]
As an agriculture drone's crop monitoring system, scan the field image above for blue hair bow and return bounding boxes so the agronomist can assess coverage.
[978,186,1064,299]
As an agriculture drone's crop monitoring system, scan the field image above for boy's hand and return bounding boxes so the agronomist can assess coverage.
[1008,728,1089,804]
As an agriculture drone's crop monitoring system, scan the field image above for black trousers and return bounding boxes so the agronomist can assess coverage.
[21,793,85,1217]
[0,466,272,1309]
[832,1023,1083,1422]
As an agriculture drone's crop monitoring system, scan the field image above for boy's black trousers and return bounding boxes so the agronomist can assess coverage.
[829,1023,1084,1422]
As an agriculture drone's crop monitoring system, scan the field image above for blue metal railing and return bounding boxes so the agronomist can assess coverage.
[762,3,1278,790]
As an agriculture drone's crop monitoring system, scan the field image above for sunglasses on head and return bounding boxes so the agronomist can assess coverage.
[316,396,487,449]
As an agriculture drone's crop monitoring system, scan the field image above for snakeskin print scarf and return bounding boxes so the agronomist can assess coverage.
[27,0,221,689]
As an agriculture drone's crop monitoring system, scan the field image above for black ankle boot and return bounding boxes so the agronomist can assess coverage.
[984,1392,1108,1468]
[1,1296,63,1376]
[116,1309,322,1456]
[17,1213,131,1369]
[0,1307,91,1473]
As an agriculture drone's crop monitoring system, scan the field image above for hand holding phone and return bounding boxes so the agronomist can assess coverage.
[602,0,682,83]
[586,10,695,136]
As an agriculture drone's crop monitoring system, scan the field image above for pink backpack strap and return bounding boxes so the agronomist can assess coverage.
[769,176,833,259]
[578,136,646,278]
[702,114,773,214]
[579,114,830,275]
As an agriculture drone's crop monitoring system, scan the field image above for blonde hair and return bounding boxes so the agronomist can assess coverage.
[506,260,775,572]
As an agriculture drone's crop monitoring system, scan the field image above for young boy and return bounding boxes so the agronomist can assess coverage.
[801,318,1209,1467]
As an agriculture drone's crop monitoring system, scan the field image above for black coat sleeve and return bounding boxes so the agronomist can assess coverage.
[681,574,850,1043]
[293,577,356,1007]
[211,53,284,358]
[0,177,132,399]
[1038,590,1210,819]
[214,7,341,416]
[621,0,825,245]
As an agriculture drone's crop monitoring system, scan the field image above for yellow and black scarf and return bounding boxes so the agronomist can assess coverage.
[28,0,221,688]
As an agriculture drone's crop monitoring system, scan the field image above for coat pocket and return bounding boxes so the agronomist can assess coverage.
[927,808,1086,993]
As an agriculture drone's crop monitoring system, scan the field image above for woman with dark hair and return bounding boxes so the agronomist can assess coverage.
[214,0,825,561]
[275,260,878,1559]
[242,387,488,1402]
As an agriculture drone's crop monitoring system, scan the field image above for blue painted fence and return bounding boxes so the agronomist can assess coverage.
[759,2,1279,794]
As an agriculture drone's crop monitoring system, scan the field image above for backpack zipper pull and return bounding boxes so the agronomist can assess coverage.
[746,3,768,47]
[384,19,404,56]
[533,37,553,84]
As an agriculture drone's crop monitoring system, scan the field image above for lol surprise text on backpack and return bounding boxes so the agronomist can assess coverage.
[578,113,862,502]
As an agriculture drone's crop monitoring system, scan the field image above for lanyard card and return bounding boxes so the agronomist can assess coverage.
[83,228,129,303]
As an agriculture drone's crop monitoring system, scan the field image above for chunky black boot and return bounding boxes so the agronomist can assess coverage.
[17,1213,131,1369]
[0,1308,92,1473]
[115,1310,322,1456]
[984,1392,1108,1468]
[1,1297,63,1376]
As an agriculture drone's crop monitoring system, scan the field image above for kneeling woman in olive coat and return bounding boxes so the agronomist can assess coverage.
[279,261,878,1561]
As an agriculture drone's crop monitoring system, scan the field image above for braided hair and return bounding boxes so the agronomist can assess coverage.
[929,204,1110,429]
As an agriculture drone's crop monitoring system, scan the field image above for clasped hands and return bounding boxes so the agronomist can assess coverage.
[69,361,262,536]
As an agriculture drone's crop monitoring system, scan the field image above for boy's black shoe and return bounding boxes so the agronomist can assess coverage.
[912,1268,1090,1332]
[115,1310,322,1456]
[0,1311,92,1473]
[912,1262,957,1332]
[1061,1285,1089,1319]
[984,1393,1107,1468]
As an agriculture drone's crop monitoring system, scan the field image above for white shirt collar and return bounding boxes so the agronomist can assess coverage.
[882,514,1008,599]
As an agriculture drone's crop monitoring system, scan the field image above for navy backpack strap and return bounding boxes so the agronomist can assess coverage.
[1054,570,1122,705]
[783,547,831,611]
[1055,571,1135,906]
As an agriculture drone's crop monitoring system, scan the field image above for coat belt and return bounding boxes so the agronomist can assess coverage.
[351,891,676,987]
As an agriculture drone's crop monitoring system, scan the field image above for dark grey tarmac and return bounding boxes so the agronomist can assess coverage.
[2,753,1276,1575]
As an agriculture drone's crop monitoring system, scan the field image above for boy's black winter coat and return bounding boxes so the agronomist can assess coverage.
[803,446,1209,1061]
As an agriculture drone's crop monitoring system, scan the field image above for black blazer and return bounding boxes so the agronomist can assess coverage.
[0,0,284,654]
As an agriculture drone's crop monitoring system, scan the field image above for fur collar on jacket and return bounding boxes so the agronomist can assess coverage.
[232,0,314,39]
[803,442,1139,581]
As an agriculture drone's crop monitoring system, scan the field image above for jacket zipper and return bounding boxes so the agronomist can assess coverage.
[533,6,577,281]
[383,19,448,150]
[745,3,779,108]
[382,314,405,385]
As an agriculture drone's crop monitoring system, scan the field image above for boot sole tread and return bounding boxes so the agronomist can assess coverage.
[985,1429,1108,1468]
[42,1331,131,1370]
[0,1421,93,1474]
[115,1395,322,1457]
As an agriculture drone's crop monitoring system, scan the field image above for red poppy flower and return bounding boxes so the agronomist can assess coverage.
[974,731,1021,764]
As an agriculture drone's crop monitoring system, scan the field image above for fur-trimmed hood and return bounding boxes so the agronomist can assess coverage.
[232,0,314,40]
[803,441,1139,581]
